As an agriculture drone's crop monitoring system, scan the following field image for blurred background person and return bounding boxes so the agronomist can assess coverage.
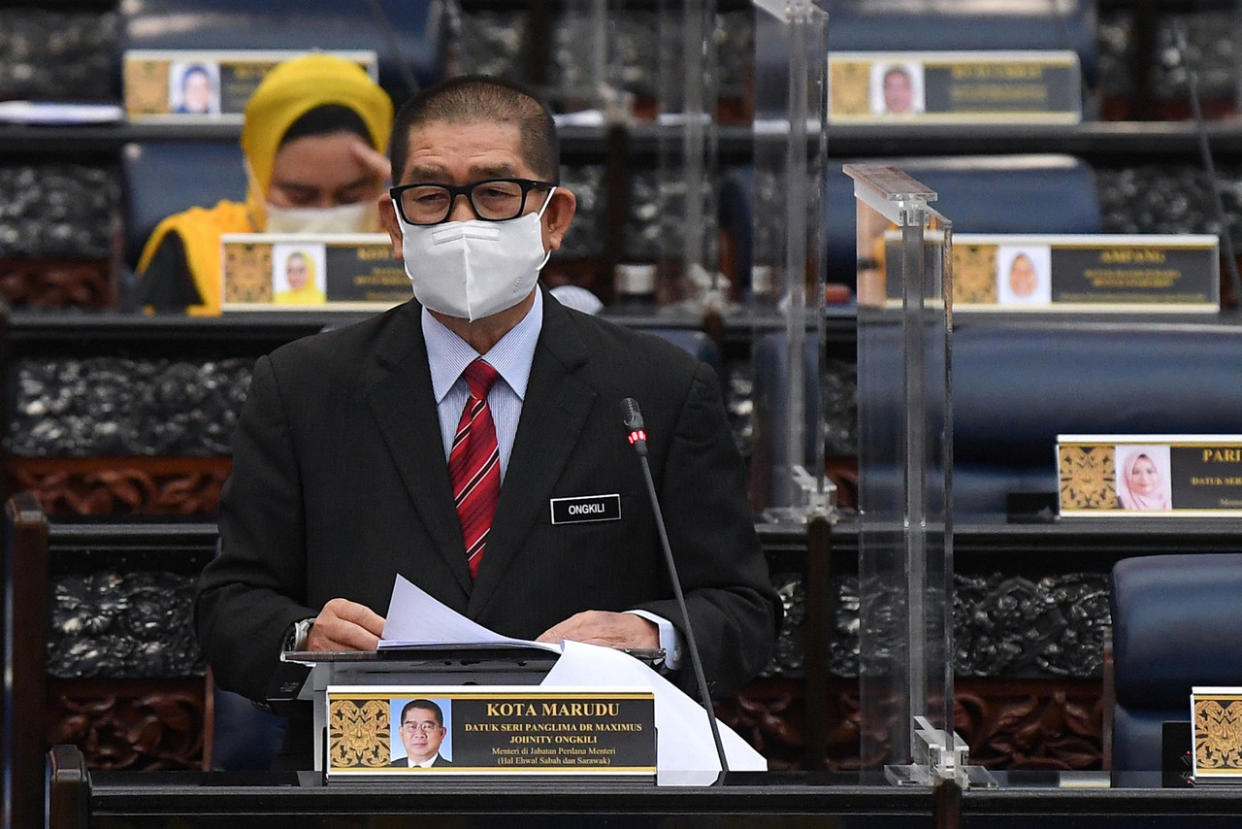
[135,53,393,315]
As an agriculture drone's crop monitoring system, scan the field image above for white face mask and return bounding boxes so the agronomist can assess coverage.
[264,200,378,234]
[396,187,555,321]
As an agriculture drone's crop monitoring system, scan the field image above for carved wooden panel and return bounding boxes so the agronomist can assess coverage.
[7,456,230,516]
[0,258,112,308]
[717,677,1104,772]
[46,678,205,771]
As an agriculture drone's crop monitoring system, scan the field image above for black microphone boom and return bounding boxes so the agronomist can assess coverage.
[618,397,730,781]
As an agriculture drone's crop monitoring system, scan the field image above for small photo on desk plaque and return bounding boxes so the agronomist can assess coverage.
[1191,688,1242,780]
[124,50,378,122]
[829,51,1081,124]
[1057,435,1242,517]
[221,233,410,311]
[325,686,656,779]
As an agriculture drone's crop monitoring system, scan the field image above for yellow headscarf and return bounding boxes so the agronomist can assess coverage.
[136,53,394,315]
[241,53,394,230]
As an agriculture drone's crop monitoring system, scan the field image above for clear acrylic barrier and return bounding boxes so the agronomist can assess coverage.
[654,0,721,309]
[844,163,993,788]
[749,0,833,524]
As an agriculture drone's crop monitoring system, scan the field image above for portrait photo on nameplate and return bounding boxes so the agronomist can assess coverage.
[123,49,378,122]
[324,686,656,779]
[1057,435,1242,516]
[221,233,407,311]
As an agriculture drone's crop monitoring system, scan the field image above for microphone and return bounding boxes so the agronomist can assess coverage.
[618,397,730,781]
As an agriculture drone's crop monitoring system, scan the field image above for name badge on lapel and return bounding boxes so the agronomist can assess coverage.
[550,494,621,525]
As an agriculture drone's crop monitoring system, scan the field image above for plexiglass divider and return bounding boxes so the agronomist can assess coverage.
[844,163,994,789]
[750,0,834,524]
[655,0,721,309]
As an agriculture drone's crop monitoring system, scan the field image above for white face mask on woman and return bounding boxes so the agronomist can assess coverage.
[395,187,556,321]
[264,200,379,234]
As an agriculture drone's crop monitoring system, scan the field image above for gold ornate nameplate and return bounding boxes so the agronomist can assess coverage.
[123,49,378,123]
[221,233,410,311]
[325,686,656,778]
[1192,688,1242,779]
[829,51,1081,124]
[1057,435,1242,517]
[880,233,1219,311]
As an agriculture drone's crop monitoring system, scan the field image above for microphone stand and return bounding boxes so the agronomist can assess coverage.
[621,399,731,783]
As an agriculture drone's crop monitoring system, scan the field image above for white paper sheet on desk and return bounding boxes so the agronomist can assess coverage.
[379,573,560,653]
[542,640,767,786]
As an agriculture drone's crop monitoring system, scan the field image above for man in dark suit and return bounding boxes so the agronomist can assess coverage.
[194,76,779,756]
[389,699,453,768]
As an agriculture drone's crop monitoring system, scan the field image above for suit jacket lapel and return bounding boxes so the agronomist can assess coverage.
[468,296,595,618]
[364,303,473,597]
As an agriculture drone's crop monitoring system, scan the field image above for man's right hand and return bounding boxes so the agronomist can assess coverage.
[306,598,386,652]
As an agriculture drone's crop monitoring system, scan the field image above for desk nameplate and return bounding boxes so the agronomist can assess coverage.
[325,685,656,779]
[829,50,1081,125]
[221,233,410,311]
[1192,687,1242,781]
[876,233,1219,311]
[1057,435,1242,517]
[124,49,378,123]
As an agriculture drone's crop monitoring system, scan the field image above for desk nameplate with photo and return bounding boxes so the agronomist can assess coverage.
[1191,687,1242,783]
[875,233,1219,311]
[828,50,1081,124]
[124,49,378,123]
[325,685,656,780]
[1057,435,1242,517]
[220,232,410,312]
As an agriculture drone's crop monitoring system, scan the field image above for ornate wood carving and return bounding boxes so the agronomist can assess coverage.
[7,456,231,516]
[0,258,112,308]
[717,677,1104,772]
[46,678,205,771]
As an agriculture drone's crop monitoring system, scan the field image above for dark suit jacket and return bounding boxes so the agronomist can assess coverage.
[195,292,779,706]
[388,754,452,767]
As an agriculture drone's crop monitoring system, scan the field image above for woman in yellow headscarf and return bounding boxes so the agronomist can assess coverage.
[135,53,394,315]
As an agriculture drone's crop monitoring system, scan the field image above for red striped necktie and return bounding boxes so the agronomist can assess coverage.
[449,359,501,579]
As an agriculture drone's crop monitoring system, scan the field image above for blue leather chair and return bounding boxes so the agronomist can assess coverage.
[1111,554,1242,771]
[822,0,1098,84]
[121,0,446,103]
[122,141,246,269]
[720,155,1102,299]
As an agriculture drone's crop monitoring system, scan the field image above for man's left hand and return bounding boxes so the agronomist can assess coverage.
[536,611,659,651]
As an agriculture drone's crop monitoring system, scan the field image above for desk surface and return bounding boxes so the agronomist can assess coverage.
[58,768,1242,828]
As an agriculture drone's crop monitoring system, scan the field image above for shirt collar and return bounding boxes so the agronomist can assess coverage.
[423,290,543,403]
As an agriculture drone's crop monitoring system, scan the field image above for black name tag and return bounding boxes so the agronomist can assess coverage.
[550,494,621,525]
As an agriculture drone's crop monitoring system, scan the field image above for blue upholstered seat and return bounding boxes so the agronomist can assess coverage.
[122,141,246,268]
[823,0,1098,82]
[1111,554,1242,771]
[720,155,1102,299]
[121,0,446,102]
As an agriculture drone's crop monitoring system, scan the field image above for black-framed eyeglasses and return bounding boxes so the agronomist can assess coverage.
[390,178,557,226]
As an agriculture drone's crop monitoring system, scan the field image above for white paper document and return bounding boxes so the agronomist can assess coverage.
[543,640,768,785]
[379,573,560,654]
[380,575,768,785]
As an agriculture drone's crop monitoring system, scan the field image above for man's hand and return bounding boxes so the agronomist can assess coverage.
[536,611,659,651]
[306,598,385,652]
